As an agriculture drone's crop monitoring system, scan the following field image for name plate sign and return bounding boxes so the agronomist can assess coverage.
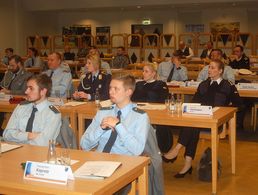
[185,81,200,87]
[182,104,213,116]
[24,161,72,185]
[237,83,258,90]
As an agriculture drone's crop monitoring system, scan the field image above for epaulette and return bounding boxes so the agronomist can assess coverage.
[63,70,70,73]
[228,80,234,86]
[100,106,113,110]
[244,57,248,61]
[49,105,60,113]
[133,107,145,114]
[19,100,31,105]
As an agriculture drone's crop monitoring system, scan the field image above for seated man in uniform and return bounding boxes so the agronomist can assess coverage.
[176,41,194,59]
[80,75,150,156]
[24,47,44,68]
[111,46,130,69]
[43,52,72,97]
[73,53,111,101]
[197,49,235,83]
[3,74,61,146]
[0,55,32,135]
[229,45,250,70]
[1,48,14,66]
[200,41,213,59]
[158,50,188,82]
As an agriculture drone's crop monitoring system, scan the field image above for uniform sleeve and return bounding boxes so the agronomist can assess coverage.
[80,111,105,150]
[3,105,29,143]
[99,74,111,101]
[192,84,203,103]
[11,72,32,95]
[224,66,235,84]
[153,82,169,103]
[197,66,208,81]
[178,66,188,81]
[157,63,167,81]
[115,113,150,155]
[229,85,243,107]
[52,72,72,97]
[29,112,62,146]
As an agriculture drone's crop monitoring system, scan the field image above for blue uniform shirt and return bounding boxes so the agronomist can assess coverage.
[158,61,188,82]
[80,103,150,156]
[44,66,72,97]
[3,99,61,146]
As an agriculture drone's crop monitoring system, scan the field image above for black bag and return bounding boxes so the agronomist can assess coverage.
[198,147,222,182]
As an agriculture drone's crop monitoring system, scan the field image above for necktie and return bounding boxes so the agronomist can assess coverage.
[167,65,175,82]
[102,110,122,153]
[92,75,96,83]
[8,73,17,90]
[49,71,54,78]
[25,107,38,132]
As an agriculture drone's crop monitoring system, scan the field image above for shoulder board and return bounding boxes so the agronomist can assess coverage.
[63,70,70,73]
[228,80,234,86]
[49,105,60,113]
[19,100,31,105]
[100,106,113,110]
[100,71,107,75]
[133,107,145,114]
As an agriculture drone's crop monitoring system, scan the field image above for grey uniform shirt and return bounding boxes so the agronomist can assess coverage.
[158,61,188,82]
[3,100,61,146]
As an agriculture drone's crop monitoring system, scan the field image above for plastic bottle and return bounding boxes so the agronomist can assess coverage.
[47,139,57,164]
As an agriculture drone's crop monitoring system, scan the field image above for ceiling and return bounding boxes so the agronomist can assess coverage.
[21,0,258,12]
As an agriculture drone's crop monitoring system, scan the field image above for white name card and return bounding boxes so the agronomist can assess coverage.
[182,104,213,116]
[185,81,200,87]
[237,83,258,90]
[24,161,72,185]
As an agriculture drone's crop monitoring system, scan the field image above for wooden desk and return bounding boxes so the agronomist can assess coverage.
[77,102,237,194]
[235,74,258,81]
[0,144,149,195]
[0,101,79,139]
[169,86,258,98]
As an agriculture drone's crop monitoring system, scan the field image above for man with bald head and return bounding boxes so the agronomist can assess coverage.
[43,52,72,97]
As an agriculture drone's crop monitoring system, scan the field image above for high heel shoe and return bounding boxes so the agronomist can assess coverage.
[162,155,177,163]
[174,166,192,178]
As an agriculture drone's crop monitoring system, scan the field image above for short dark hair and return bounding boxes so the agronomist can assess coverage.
[9,55,23,66]
[211,59,225,74]
[28,47,38,56]
[113,75,136,92]
[28,74,52,97]
[234,45,244,52]
[210,49,223,56]
[172,50,182,59]
[117,46,125,51]
[48,52,62,60]
[5,48,14,53]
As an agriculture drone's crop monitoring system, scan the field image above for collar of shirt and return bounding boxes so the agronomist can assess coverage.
[114,103,135,121]
[145,79,156,84]
[210,77,222,85]
[33,99,49,112]
[92,71,100,79]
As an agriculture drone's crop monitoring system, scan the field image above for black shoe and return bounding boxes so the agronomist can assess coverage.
[162,155,177,163]
[174,166,192,178]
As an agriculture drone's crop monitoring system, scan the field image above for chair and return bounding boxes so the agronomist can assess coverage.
[251,103,258,131]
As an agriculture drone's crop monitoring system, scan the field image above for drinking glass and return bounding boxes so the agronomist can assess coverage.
[60,149,71,166]
[165,99,170,112]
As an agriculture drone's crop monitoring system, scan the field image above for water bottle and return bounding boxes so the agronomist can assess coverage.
[95,87,100,106]
[47,140,57,164]
[169,93,176,114]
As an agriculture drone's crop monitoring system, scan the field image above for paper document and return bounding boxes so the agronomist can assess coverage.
[74,161,122,179]
[64,101,87,106]
[137,103,166,110]
[1,143,22,153]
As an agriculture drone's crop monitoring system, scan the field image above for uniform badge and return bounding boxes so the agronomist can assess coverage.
[88,74,91,79]
[99,74,102,80]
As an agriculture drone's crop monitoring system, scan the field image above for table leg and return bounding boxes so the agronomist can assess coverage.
[211,124,218,194]
[229,112,236,174]
[137,165,148,195]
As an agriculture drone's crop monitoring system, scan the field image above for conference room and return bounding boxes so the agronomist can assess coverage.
[0,0,258,194]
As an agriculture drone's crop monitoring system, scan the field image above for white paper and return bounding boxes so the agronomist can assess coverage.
[74,161,121,179]
[1,143,22,153]
[64,101,87,106]
[137,103,166,110]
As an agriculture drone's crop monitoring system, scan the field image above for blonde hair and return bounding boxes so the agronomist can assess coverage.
[143,62,158,79]
[85,53,101,69]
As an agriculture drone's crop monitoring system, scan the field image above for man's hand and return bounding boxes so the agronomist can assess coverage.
[28,132,40,140]
[101,117,119,130]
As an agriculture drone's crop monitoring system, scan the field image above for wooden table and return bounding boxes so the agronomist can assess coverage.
[235,74,258,81]
[0,101,79,140]
[77,102,237,194]
[0,144,149,195]
[169,86,258,98]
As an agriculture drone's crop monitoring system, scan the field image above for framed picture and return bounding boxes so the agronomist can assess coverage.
[96,26,110,46]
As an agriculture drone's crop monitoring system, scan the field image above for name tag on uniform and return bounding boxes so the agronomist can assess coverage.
[182,103,213,116]
[23,161,72,185]
[237,83,258,90]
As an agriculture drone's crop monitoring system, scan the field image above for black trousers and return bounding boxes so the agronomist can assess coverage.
[178,127,200,160]
[155,125,173,153]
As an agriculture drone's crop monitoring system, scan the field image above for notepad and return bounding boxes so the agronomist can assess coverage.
[74,161,122,180]
[1,143,22,153]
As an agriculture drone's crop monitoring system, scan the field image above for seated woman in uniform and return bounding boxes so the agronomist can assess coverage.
[162,59,243,178]
[131,63,172,153]
[73,53,111,101]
